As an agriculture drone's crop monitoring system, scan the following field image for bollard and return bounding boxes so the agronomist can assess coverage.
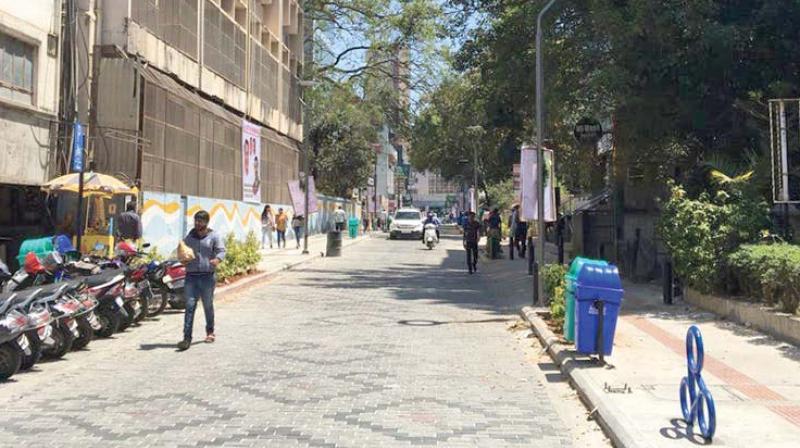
[528,238,534,275]
[679,326,716,441]
[509,236,515,260]
[533,261,539,305]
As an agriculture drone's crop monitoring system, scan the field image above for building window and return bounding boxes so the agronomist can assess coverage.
[0,33,35,104]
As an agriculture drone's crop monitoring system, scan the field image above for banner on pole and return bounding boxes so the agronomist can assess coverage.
[468,187,476,212]
[521,146,556,222]
[308,176,318,214]
[242,119,262,203]
[71,122,85,172]
[512,163,521,200]
[287,177,318,216]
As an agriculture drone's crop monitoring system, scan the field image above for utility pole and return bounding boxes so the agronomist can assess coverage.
[535,0,558,303]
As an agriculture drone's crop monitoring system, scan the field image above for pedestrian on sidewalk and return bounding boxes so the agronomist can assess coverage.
[275,208,288,248]
[515,217,528,258]
[463,211,481,274]
[292,214,304,249]
[261,205,275,249]
[487,208,502,259]
[509,205,518,259]
[178,210,226,351]
[333,206,346,232]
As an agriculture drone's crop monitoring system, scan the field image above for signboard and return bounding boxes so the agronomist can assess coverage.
[367,186,376,213]
[288,180,303,214]
[242,119,262,203]
[71,122,85,172]
[512,163,521,199]
[574,117,603,145]
[287,178,318,216]
[520,146,556,222]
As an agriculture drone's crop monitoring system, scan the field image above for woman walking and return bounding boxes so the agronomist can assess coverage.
[275,208,288,248]
[261,205,275,249]
[292,214,304,249]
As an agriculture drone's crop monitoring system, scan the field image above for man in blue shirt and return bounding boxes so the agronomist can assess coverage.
[178,210,226,351]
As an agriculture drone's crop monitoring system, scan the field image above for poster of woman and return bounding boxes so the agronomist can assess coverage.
[242,120,262,203]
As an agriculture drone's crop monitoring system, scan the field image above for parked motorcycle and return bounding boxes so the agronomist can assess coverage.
[81,271,127,338]
[0,293,31,380]
[149,260,186,311]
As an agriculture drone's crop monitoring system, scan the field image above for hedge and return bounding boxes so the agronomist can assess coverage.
[725,244,800,314]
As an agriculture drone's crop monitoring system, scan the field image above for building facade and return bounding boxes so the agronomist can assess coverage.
[88,0,305,254]
[0,1,61,264]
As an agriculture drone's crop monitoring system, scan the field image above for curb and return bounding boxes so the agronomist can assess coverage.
[215,235,372,299]
[520,306,655,448]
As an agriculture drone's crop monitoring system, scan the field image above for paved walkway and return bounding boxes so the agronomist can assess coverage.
[0,236,577,447]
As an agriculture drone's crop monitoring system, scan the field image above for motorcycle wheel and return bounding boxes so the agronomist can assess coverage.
[95,307,120,338]
[0,343,21,381]
[147,290,168,317]
[72,318,94,350]
[119,303,135,331]
[168,293,186,310]
[43,325,74,359]
[19,331,42,370]
[133,297,149,324]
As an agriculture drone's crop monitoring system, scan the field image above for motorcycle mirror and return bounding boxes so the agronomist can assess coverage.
[141,243,151,249]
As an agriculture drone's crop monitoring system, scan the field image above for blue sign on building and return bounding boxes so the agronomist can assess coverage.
[71,122,85,172]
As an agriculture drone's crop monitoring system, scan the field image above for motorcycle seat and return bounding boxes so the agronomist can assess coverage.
[82,269,125,287]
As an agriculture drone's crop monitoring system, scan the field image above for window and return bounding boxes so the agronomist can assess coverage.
[0,33,35,104]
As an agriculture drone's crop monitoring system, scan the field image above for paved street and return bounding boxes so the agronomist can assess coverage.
[0,237,587,447]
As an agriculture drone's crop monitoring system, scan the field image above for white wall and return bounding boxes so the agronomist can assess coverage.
[0,0,60,185]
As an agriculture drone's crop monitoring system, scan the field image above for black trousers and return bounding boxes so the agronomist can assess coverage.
[465,241,479,270]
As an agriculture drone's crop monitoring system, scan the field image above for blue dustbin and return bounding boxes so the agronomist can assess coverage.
[575,263,624,356]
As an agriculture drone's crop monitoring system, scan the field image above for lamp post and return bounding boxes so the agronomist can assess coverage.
[535,0,558,303]
[299,80,317,254]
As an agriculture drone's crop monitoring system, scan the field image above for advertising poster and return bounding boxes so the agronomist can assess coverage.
[242,119,262,203]
[521,146,556,222]
[288,180,303,215]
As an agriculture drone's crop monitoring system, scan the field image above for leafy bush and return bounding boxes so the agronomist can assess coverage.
[542,264,568,326]
[659,182,768,292]
[217,232,262,283]
[726,244,800,314]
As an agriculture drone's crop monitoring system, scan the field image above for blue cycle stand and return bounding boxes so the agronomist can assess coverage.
[680,326,716,441]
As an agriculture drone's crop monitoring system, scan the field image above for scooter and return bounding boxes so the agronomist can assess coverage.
[0,293,31,381]
[81,271,128,338]
[423,223,439,250]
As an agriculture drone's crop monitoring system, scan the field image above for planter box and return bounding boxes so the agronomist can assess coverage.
[686,288,800,346]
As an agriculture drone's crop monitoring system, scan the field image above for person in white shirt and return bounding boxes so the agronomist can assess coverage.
[333,206,347,231]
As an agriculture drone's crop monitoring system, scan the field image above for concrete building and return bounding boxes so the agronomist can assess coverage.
[85,0,306,254]
[409,171,460,211]
[0,1,62,264]
[375,125,396,212]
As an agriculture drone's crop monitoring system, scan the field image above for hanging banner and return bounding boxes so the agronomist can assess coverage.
[307,176,318,214]
[242,119,262,203]
[71,122,85,172]
[512,163,521,200]
[288,180,303,214]
[468,187,476,212]
[521,146,556,222]
[367,186,376,213]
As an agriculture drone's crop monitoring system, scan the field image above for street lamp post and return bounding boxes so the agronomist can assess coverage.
[299,80,317,254]
[535,0,558,303]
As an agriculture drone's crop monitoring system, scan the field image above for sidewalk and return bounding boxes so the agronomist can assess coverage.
[522,280,800,448]
[215,232,372,299]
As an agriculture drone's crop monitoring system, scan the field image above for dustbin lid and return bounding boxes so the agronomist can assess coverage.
[567,256,608,281]
[575,264,623,303]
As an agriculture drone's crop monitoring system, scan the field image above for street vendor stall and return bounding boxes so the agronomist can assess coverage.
[41,172,138,257]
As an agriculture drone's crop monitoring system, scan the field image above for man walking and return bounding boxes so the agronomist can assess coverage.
[463,211,481,274]
[178,210,226,351]
[115,200,142,242]
[333,205,347,232]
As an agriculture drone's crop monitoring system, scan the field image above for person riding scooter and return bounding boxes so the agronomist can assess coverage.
[422,212,441,243]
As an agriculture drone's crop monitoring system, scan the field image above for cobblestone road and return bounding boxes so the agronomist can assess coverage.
[0,237,572,447]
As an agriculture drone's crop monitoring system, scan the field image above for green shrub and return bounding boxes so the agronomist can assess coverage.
[659,182,769,293]
[726,244,800,314]
[542,264,568,327]
[217,232,262,283]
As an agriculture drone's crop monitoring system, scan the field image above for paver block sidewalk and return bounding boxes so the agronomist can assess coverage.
[525,281,800,448]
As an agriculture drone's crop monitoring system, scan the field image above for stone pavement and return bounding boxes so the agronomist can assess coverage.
[0,236,580,447]
[523,276,800,448]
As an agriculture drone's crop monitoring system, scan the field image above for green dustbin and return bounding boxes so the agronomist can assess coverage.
[565,257,608,342]
[348,217,359,239]
[16,236,54,266]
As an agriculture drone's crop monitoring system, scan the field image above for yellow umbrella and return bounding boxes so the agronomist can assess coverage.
[41,172,138,196]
